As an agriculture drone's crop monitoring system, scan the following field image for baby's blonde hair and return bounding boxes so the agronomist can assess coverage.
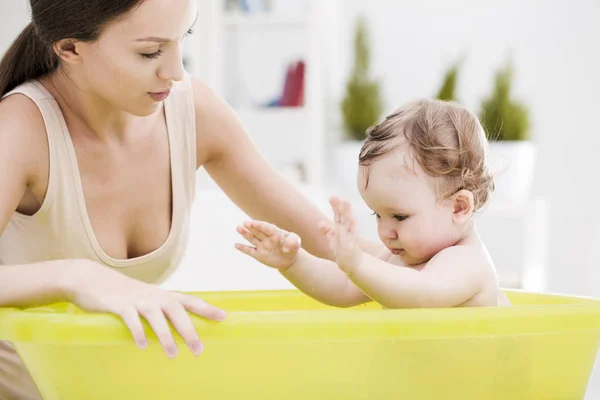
[359,99,494,211]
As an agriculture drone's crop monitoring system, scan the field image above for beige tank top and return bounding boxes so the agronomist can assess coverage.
[0,74,197,399]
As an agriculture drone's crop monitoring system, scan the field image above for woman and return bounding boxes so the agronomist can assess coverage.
[0,0,383,398]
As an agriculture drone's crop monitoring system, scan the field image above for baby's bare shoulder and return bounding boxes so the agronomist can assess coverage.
[425,243,495,288]
[432,243,505,307]
[430,243,492,271]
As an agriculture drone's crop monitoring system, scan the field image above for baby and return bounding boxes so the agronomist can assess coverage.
[235,99,509,308]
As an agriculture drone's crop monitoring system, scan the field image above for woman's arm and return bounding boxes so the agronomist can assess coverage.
[0,95,225,358]
[191,78,386,260]
[0,95,62,307]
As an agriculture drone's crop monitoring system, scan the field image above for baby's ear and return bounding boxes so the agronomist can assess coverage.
[451,189,475,223]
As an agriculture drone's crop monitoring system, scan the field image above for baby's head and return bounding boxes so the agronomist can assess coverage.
[358,99,493,266]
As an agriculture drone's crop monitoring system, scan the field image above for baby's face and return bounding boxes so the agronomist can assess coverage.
[358,146,462,266]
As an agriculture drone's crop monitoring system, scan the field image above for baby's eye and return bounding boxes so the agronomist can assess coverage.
[393,215,408,222]
[371,211,381,219]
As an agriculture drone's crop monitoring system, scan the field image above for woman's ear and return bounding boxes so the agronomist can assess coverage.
[451,189,475,223]
[53,39,82,64]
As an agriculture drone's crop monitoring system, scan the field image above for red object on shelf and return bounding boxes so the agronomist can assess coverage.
[280,60,305,107]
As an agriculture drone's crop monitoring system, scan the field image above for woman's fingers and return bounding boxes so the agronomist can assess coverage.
[131,294,227,358]
[162,300,203,356]
[175,293,227,322]
[137,305,178,358]
[116,306,148,350]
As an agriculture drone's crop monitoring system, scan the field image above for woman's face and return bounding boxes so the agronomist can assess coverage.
[73,0,197,116]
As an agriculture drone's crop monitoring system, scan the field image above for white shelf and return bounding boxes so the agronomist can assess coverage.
[190,0,331,189]
[234,106,307,117]
[223,13,309,29]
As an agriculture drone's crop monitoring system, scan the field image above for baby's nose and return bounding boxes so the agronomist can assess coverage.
[380,230,397,241]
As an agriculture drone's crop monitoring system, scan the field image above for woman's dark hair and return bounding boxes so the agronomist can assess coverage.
[0,0,144,97]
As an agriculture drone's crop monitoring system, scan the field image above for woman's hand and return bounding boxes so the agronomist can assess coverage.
[64,260,226,358]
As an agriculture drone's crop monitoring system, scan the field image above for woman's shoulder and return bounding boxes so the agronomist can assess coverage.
[0,86,48,145]
[188,75,220,117]
[0,88,49,181]
[187,75,247,165]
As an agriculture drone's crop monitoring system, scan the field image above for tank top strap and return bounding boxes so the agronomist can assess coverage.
[1,80,77,216]
[164,73,197,208]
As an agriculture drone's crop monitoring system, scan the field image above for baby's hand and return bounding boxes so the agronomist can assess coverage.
[319,196,363,274]
[235,220,301,271]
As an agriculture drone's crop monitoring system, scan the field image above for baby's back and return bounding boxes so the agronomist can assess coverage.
[457,248,509,307]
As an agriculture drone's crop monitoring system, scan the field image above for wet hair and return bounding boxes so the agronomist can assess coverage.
[359,99,494,211]
[0,0,145,96]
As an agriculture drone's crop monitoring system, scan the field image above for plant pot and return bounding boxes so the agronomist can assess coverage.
[487,140,536,205]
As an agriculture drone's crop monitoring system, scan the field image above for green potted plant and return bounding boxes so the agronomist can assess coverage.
[335,16,384,199]
[340,17,383,140]
[436,59,462,102]
[479,61,534,204]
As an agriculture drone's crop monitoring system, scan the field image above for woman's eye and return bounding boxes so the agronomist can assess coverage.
[371,211,381,219]
[141,49,162,59]
[394,215,408,222]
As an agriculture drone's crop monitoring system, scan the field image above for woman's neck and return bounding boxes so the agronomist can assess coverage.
[41,68,150,143]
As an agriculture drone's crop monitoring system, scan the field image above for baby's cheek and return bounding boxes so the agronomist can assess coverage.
[405,225,445,258]
[411,240,440,260]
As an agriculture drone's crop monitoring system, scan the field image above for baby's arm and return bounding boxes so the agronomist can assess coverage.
[347,247,484,308]
[281,249,371,307]
[328,196,483,308]
[235,221,371,307]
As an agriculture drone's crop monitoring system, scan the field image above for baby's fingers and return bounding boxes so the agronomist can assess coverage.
[341,201,354,229]
[318,221,332,235]
[329,197,343,223]
[251,220,279,238]
[281,232,301,253]
[243,221,267,241]
[236,225,260,247]
[234,243,258,258]
[329,196,342,208]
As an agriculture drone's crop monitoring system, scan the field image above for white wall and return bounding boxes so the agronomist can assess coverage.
[0,0,29,56]
[332,0,600,296]
[2,0,600,297]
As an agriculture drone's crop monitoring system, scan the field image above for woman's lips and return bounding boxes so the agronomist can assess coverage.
[148,89,171,102]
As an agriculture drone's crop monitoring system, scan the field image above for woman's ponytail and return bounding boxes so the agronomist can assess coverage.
[0,22,58,97]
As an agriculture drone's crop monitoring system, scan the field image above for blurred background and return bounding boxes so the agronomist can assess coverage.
[1,0,600,396]
[1,0,599,296]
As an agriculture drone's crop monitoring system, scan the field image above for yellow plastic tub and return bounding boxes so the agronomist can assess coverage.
[1,289,600,400]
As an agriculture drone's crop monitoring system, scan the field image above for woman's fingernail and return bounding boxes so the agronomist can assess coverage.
[166,345,178,358]
[192,342,204,356]
[138,340,148,349]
